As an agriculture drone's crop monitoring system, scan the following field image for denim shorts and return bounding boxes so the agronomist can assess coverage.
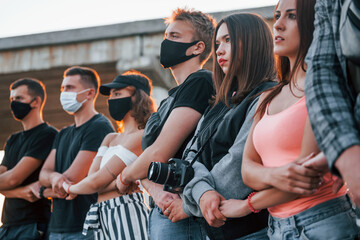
[267,196,360,240]
[148,206,206,240]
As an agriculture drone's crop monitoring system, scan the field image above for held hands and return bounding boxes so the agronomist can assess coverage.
[28,181,42,199]
[269,153,324,195]
[163,198,189,223]
[219,199,251,218]
[149,184,179,211]
[50,173,70,198]
[115,173,140,195]
[303,152,344,194]
[62,182,77,200]
[199,190,227,227]
[144,182,186,222]
[22,182,41,202]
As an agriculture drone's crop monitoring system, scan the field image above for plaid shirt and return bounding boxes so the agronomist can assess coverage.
[305,0,360,174]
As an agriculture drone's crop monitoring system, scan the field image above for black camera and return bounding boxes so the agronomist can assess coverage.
[147,158,194,193]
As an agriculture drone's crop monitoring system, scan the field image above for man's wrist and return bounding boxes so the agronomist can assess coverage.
[334,145,360,175]
[39,186,46,199]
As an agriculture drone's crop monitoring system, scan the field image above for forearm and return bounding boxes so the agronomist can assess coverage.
[0,186,25,198]
[242,159,273,190]
[251,188,299,211]
[122,148,165,183]
[100,180,116,193]
[39,169,59,187]
[0,173,22,190]
[69,174,111,195]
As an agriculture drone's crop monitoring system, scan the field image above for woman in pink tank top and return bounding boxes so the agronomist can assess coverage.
[219,0,359,239]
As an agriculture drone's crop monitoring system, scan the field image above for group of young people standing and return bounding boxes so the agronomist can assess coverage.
[1,0,360,239]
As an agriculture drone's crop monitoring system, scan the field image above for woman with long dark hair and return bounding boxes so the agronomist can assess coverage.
[179,13,276,239]
[220,0,360,239]
[63,70,156,240]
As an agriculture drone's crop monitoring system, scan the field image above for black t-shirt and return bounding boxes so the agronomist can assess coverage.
[49,114,114,233]
[142,69,214,159]
[1,123,58,227]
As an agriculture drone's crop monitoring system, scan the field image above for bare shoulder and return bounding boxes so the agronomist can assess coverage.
[102,133,119,146]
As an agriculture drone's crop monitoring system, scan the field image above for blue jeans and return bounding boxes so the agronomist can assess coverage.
[49,231,94,240]
[148,206,206,240]
[0,223,45,240]
[268,196,360,240]
[235,228,269,240]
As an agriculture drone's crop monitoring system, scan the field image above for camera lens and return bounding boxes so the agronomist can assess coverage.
[147,162,171,184]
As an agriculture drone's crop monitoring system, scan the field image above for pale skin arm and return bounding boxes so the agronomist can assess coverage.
[221,117,322,218]
[61,133,115,195]
[242,95,321,194]
[85,133,116,177]
[64,155,126,195]
[117,107,202,191]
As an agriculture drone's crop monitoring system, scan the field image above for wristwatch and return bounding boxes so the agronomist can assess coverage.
[39,186,46,199]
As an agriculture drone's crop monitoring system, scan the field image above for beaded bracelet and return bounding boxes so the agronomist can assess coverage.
[247,192,260,213]
[119,172,130,186]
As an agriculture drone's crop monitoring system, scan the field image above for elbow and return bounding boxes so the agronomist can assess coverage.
[241,168,251,187]
[8,177,22,188]
[241,160,251,186]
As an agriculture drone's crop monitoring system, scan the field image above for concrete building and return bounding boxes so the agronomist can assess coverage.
[0,6,275,147]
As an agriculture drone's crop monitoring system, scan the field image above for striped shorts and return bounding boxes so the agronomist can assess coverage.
[83,192,149,240]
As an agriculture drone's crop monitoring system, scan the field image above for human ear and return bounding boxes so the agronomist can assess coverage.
[193,41,205,55]
[31,96,42,109]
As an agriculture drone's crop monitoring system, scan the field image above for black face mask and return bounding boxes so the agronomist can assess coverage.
[11,100,34,120]
[108,97,132,121]
[160,39,200,68]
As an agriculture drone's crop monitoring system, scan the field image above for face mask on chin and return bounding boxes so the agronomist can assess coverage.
[10,99,35,120]
[160,39,200,68]
[60,89,90,113]
[108,96,132,121]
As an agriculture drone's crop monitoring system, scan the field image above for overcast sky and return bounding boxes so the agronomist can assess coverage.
[0,0,277,38]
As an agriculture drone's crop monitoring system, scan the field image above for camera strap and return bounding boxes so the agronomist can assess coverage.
[183,104,230,168]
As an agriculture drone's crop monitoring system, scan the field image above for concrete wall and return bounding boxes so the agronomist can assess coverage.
[0,6,275,148]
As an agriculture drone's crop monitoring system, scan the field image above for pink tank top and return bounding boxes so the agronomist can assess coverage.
[253,96,345,218]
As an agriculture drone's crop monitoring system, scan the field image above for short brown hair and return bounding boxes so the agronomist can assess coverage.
[10,78,46,108]
[165,8,216,65]
[63,66,100,98]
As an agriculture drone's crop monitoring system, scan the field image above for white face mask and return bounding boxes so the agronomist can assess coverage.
[60,89,90,113]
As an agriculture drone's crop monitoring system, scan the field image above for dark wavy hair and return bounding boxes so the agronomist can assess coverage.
[212,13,276,106]
[255,0,316,117]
